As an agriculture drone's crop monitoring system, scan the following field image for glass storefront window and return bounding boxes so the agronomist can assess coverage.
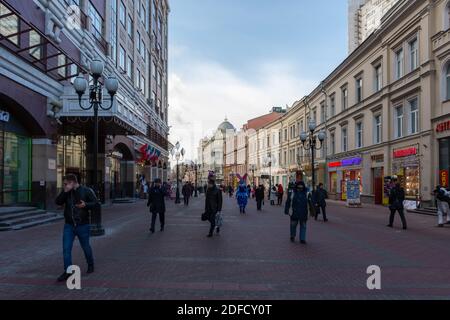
[1,132,31,204]
[404,166,420,198]
[57,136,87,189]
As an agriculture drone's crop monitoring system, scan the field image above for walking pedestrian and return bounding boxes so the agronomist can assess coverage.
[204,173,223,237]
[55,174,97,282]
[277,184,284,206]
[312,183,328,222]
[236,174,248,214]
[182,182,191,206]
[434,186,450,227]
[228,185,234,198]
[285,181,310,244]
[247,185,252,198]
[269,186,277,206]
[387,178,407,230]
[255,184,265,211]
[147,178,166,233]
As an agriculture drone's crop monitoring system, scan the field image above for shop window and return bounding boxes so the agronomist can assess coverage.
[0,3,19,46]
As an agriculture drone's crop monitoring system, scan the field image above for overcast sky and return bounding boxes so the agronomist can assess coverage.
[168,0,348,161]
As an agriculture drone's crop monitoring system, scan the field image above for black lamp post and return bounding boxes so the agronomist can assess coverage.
[264,155,272,200]
[73,58,119,237]
[171,142,185,204]
[300,119,326,193]
[193,163,200,197]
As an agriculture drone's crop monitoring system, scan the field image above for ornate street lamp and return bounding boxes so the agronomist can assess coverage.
[171,142,185,204]
[300,118,326,193]
[263,154,273,200]
[73,58,119,237]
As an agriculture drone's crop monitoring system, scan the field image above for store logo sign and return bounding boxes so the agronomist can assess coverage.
[342,157,362,167]
[0,110,10,123]
[440,170,449,188]
[393,147,417,158]
[328,161,341,168]
[436,120,450,133]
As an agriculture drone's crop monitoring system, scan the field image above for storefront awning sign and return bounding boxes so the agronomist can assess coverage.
[0,110,10,123]
[436,120,450,133]
[328,157,362,168]
[393,147,417,159]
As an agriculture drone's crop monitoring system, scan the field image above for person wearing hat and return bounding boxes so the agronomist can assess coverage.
[285,181,310,244]
[204,172,223,237]
[147,178,166,233]
[387,177,407,230]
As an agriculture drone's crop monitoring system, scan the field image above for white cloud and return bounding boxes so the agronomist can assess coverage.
[168,59,315,161]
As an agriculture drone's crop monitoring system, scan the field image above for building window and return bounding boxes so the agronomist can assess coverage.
[330,132,336,155]
[375,64,382,92]
[58,55,66,77]
[88,2,103,40]
[356,77,363,103]
[395,48,404,79]
[127,15,133,38]
[374,114,382,144]
[313,109,317,123]
[394,105,404,138]
[126,56,133,78]
[356,121,363,148]
[119,46,126,70]
[342,86,348,110]
[110,0,117,62]
[119,1,126,26]
[409,38,418,71]
[330,95,336,117]
[0,3,19,45]
[446,64,450,100]
[342,127,348,152]
[29,30,42,60]
[409,97,419,134]
[320,102,325,124]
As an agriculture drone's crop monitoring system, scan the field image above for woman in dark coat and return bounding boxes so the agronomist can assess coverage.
[255,185,265,211]
[204,174,223,237]
[285,181,310,244]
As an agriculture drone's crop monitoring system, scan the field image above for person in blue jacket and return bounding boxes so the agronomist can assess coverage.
[236,174,249,214]
[284,181,310,244]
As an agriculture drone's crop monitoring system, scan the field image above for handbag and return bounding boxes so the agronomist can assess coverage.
[201,213,209,221]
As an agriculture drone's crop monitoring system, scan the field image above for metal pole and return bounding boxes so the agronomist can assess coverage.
[311,138,315,193]
[194,165,198,197]
[175,160,180,203]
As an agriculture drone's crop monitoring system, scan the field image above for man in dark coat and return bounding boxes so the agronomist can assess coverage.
[285,181,310,244]
[204,175,223,237]
[55,174,98,282]
[182,182,191,206]
[147,178,166,233]
[387,179,407,230]
[312,183,329,222]
[255,184,265,211]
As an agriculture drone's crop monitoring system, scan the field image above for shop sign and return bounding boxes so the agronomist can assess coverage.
[328,157,362,168]
[393,147,417,159]
[440,170,449,188]
[0,110,10,123]
[371,154,384,163]
[436,120,450,133]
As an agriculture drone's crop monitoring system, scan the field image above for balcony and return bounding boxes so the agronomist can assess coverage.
[432,29,450,52]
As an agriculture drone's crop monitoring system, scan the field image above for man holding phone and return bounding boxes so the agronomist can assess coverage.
[55,174,98,282]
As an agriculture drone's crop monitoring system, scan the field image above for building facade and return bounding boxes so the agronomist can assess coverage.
[348,0,400,53]
[0,0,170,209]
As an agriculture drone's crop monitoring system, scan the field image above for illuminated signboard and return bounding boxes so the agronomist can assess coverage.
[328,157,362,168]
[393,147,417,158]
[436,120,450,133]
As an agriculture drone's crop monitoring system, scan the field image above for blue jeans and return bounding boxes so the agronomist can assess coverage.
[63,224,94,272]
[290,220,307,241]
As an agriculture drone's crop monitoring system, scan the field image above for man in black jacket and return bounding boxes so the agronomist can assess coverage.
[312,183,329,222]
[147,178,166,233]
[387,179,407,230]
[205,176,223,237]
[255,185,265,211]
[55,174,98,282]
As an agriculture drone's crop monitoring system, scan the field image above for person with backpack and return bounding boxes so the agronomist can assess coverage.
[387,178,407,230]
[285,181,310,244]
[204,173,223,237]
[55,174,98,282]
[434,186,450,227]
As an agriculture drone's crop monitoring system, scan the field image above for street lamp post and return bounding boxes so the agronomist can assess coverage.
[300,119,326,193]
[264,155,272,200]
[73,58,119,237]
[194,164,200,197]
[171,142,185,204]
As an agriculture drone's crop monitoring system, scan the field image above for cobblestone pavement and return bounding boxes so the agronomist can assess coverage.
[0,195,449,300]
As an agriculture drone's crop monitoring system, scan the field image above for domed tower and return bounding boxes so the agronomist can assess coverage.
[217,118,236,133]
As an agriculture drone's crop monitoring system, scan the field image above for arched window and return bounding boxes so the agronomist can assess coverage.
[446,64,450,100]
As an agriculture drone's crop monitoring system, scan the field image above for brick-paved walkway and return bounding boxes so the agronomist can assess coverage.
[0,195,449,300]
